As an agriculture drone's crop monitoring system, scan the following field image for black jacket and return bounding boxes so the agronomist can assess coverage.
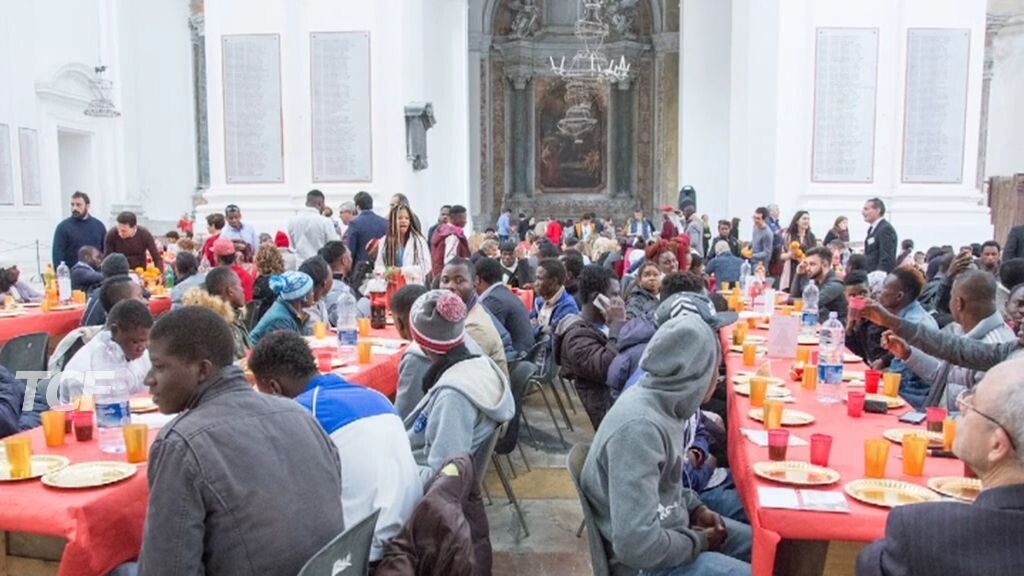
[1005,225,1024,261]
[864,219,898,273]
[480,284,535,356]
[791,271,848,324]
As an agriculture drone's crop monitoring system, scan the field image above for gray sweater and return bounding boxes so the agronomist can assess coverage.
[894,318,1023,372]
[404,355,514,485]
[750,226,774,267]
[394,336,484,420]
[580,314,720,575]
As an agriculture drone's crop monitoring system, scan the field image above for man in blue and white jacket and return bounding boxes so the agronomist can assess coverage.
[249,331,422,561]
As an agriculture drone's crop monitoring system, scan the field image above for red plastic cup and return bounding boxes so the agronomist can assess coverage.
[864,369,882,394]
[316,352,333,373]
[73,411,94,442]
[768,429,790,461]
[847,390,866,418]
[926,407,948,433]
[810,434,833,467]
[849,296,866,310]
[810,350,820,365]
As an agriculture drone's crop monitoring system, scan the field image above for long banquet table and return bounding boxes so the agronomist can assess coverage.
[725,317,963,576]
[0,325,406,576]
[0,298,173,349]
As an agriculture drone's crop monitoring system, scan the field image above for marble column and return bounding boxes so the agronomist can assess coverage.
[507,74,532,197]
[977,14,1008,192]
[652,32,679,211]
[612,79,634,197]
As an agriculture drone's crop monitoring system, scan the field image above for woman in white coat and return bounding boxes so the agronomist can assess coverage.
[374,202,431,285]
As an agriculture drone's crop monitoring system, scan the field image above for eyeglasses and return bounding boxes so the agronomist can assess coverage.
[956,389,1017,452]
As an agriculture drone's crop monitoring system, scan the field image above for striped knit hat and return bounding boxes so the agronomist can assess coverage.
[410,290,467,354]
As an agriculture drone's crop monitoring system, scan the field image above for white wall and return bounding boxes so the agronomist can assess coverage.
[986,19,1024,178]
[201,0,470,239]
[0,0,194,276]
[724,0,991,249]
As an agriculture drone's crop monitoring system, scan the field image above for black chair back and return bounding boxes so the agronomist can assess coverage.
[567,443,611,576]
[0,332,50,374]
[297,509,381,576]
[495,360,537,456]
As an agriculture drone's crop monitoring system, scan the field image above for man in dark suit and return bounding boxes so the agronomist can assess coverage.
[863,197,898,273]
[344,191,388,268]
[474,256,535,357]
[857,357,1024,576]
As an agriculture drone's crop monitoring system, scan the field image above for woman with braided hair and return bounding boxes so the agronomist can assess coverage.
[374,202,431,285]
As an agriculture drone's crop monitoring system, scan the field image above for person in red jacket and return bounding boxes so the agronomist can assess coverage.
[213,237,254,302]
[546,218,564,246]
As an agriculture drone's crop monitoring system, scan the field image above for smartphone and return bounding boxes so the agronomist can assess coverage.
[594,294,610,315]
[898,411,927,425]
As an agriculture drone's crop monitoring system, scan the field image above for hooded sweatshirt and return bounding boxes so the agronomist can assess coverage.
[404,355,514,485]
[580,314,721,576]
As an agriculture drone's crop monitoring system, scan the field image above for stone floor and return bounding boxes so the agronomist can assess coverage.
[481,376,863,576]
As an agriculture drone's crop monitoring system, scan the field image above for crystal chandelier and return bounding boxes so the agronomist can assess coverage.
[548,1,631,83]
[549,1,629,141]
[83,66,121,118]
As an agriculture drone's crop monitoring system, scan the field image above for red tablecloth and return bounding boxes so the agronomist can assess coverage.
[725,322,962,576]
[0,298,172,347]
[0,325,405,576]
[511,288,534,312]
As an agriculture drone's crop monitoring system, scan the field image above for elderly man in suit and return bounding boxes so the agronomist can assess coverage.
[863,197,898,273]
[857,357,1024,576]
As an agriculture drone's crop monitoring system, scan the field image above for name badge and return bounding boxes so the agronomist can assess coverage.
[867,237,876,245]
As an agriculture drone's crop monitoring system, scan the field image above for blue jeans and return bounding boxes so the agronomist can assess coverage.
[699,471,749,524]
[639,517,752,576]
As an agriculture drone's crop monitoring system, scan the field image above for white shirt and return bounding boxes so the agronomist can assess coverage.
[373,233,431,285]
[288,207,341,261]
[58,330,151,404]
[220,222,260,251]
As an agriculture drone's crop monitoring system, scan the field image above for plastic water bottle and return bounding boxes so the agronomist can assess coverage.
[817,311,845,404]
[335,290,358,349]
[164,266,176,289]
[95,378,131,453]
[56,261,71,304]
[801,280,820,336]
[739,259,752,293]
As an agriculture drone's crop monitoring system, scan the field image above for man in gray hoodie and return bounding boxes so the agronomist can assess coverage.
[581,313,752,576]
[403,290,515,484]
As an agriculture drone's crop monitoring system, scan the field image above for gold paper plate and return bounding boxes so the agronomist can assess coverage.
[739,311,768,320]
[753,461,840,486]
[729,345,767,354]
[843,370,866,381]
[741,335,767,344]
[755,322,772,330]
[927,476,982,502]
[882,428,944,448]
[129,397,158,414]
[42,461,138,489]
[734,382,790,398]
[50,304,82,311]
[844,479,940,508]
[797,335,819,345]
[748,408,816,426]
[0,455,70,482]
[843,354,862,364]
[866,394,907,409]
[0,310,27,318]
[733,372,786,386]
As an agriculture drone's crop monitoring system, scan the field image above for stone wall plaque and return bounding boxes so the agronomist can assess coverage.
[18,127,40,205]
[0,124,12,205]
[811,28,879,183]
[221,34,284,184]
[902,28,971,184]
[311,31,372,182]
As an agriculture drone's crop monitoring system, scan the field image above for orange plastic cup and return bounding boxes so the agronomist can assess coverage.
[41,411,67,447]
[864,438,890,479]
[943,418,957,452]
[357,341,373,364]
[123,424,149,464]
[743,343,757,366]
[883,372,902,397]
[313,322,328,340]
[782,305,794,316]
[795,345,812,364]
[793,299,804,312]
[4,437,33,479]
[902,434,929,476]
[733,323,748,346]
[721,282,730,291]
[763,399,785,430]
[802,364,818,390]
[749,377,769,408]
[357,317,372,337]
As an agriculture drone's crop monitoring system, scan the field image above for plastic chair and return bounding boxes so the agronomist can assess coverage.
[0,333,50,374]
[524,335,571,447]
[243,301,260,330]
[490,360,537,537]
[297,509,381,576]
[567,443,611,576]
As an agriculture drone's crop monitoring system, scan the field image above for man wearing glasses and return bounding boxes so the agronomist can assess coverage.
[857,358,1024,576]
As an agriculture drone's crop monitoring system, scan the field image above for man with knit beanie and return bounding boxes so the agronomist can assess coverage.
[580,312,752,576]
[403,289,514,484]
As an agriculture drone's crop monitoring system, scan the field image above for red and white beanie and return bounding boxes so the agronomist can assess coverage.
[410,290,467,354]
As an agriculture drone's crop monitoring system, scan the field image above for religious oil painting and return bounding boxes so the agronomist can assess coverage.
[535,77,608,193]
